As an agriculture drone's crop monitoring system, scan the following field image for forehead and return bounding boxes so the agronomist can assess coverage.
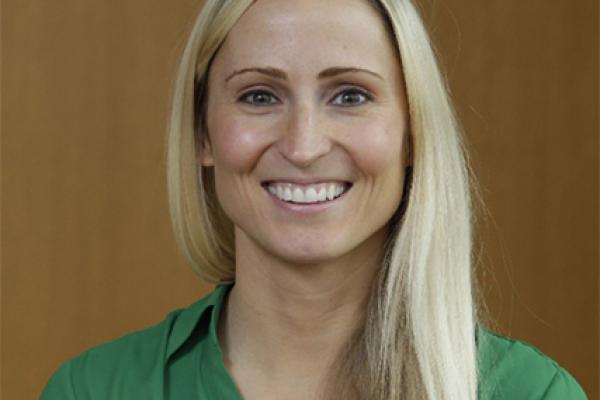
[213,0,400,78]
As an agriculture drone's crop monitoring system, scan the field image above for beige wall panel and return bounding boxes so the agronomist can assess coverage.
[2,0,597,399]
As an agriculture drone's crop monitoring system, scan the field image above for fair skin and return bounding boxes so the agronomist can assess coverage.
[200,0,410,398]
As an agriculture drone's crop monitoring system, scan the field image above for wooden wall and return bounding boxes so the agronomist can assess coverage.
[420,1,598,398]
[2,0,597,398]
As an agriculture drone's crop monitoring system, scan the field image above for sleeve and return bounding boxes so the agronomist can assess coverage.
[541,366,588,400]
[39,359,79,400]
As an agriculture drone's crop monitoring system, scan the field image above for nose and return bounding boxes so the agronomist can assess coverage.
[276,103,332,168]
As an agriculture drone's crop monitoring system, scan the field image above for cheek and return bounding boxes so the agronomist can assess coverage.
[344,119,405,174]
[208,115,272,220]
[210,116,270,172]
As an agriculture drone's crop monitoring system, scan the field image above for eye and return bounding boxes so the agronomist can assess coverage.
[331,88,373,107]
[238,90,279,106]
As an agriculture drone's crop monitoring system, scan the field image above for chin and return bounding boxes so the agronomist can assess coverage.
[269,242,349,266]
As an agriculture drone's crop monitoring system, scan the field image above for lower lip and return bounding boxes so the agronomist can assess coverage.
[263,186,351,215]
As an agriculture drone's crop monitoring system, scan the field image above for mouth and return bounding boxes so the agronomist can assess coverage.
[260,181,353,205]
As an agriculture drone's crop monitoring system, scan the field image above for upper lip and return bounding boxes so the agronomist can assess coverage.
[261,177,352,185]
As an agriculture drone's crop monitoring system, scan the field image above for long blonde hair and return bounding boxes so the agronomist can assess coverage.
[166,1,488,399]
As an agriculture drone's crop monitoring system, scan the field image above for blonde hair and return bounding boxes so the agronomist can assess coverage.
[166,0,488,399]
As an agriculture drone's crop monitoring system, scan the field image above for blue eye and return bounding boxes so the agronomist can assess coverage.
[239,90,278,106]
[332,89,373,106]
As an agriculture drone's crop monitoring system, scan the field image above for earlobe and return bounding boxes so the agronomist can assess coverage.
[200,146,214,167]
[197,137,214,167]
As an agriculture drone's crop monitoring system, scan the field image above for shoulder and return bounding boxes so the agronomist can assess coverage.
[40,285,227,399]
[477,325,588,400]
[40,307,184,400]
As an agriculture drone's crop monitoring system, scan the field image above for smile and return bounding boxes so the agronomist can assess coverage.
[261,181,353,204]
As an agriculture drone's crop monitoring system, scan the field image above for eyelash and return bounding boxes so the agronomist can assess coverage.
[238,88,374,107]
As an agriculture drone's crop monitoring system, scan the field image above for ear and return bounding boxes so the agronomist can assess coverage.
[197,136,214,167]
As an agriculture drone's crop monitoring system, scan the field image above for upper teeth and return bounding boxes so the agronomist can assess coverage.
[266,182,349,203]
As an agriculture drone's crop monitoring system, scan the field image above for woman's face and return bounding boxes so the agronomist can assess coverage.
[202,0,410,265]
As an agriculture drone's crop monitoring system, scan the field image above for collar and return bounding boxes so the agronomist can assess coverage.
[164,282,484,363]
[166,282,234,360]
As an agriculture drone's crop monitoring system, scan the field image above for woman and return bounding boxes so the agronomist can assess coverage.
[41,0,588,399]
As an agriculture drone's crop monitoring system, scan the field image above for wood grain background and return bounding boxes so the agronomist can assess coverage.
[2,0,597,398]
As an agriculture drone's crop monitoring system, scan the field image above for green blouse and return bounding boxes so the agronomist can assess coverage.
[41,283,588,399]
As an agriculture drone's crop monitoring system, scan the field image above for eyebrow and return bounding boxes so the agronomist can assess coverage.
[224,66,384,83]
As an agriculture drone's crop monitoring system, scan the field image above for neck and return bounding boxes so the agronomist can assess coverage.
[217,227,385,386]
